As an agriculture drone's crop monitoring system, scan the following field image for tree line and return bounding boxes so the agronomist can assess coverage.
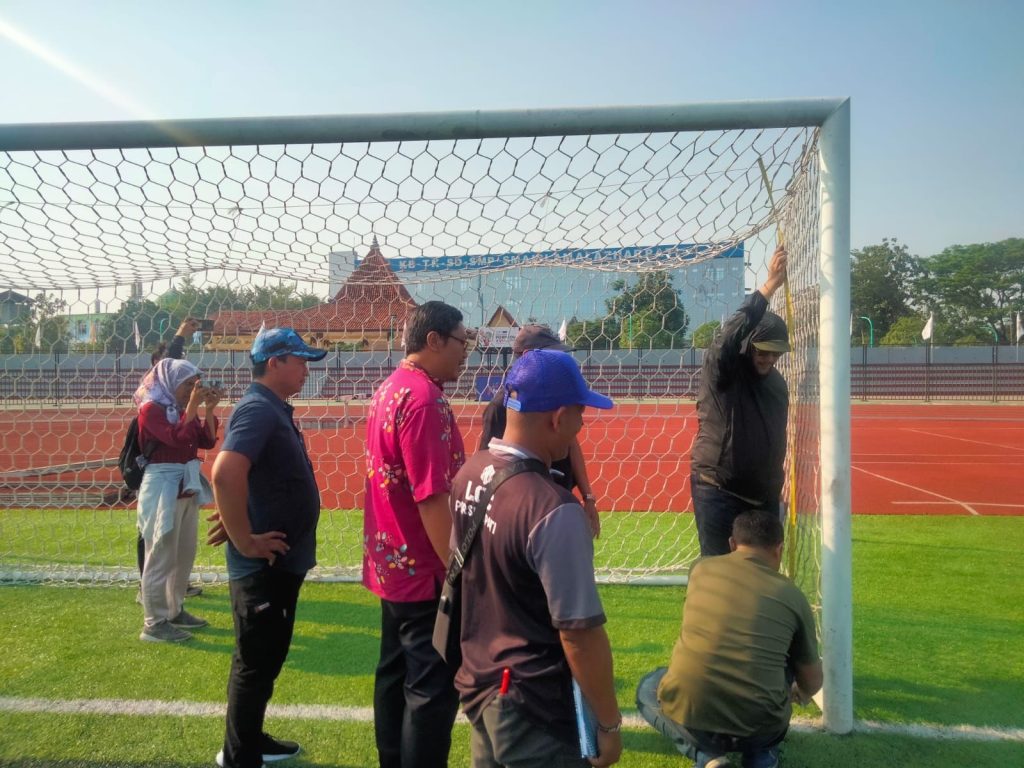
[566,237,1023,350]
[2,237,1020,354]
[0,277,321,354]
[850,237,1022,345]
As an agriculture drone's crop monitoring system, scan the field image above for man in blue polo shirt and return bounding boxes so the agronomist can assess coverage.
[210,327,326,768]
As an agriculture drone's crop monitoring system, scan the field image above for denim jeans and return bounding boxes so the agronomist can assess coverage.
[691,472,768,557]
[222,567,305,768]
[635,668,785,768]
[374,596,459,768]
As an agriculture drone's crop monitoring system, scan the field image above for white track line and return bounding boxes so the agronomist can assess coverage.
[904,428,1024,453]
[851,466,979,516]
[854,460,1020,465]
[892,501,1024,509]
[0,697,1020,743]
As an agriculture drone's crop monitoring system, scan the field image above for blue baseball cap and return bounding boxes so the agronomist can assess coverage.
[250,327,327,363]
[504,349,614,413]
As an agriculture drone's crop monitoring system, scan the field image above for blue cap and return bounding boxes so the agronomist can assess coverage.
[504,350,613,413]
[250,327,327,363]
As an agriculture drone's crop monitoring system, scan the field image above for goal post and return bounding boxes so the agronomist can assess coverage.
[0,99,852,731]
[817,98,853,734]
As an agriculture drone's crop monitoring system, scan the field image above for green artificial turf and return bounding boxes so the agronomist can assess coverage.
[0,508,703,577]
[0,516,1022,767]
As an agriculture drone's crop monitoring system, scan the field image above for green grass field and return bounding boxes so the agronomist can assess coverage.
[0,515,1022,767]
[0,508,709,578]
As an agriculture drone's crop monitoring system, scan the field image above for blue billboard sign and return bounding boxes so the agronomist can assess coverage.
[382,242,743,274]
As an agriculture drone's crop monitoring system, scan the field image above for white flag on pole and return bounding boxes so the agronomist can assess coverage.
[921,312,934,342]
[557,318,568,342]
[133,320,142,350]
[1017,312,1023,342]
[34,323,42,349]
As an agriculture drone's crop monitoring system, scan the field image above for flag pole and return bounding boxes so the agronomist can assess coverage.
[1017,311,1021,363]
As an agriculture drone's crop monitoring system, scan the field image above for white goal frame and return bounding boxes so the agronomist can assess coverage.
[0,99,852,732]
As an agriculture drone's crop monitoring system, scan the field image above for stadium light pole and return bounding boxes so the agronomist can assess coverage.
[858,316,873,347]
[989,324,999,399]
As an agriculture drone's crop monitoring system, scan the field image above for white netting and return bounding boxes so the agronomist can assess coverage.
[0,116,821,595]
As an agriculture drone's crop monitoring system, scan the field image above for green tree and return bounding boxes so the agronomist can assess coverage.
[851,238,922,342]
[880,315,933,346]
[916,238,1024,343]
[691,320,720,349]
[566,317,617,350]
[100,298,168,353]
[157,277,323,329]
[605,271,689,349]
[0,292,69,353]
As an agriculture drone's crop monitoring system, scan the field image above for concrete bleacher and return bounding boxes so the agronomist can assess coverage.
[1,356,1022,403]
[2,350,1024,405]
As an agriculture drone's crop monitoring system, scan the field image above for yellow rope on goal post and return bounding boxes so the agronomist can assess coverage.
[757,157,799,577]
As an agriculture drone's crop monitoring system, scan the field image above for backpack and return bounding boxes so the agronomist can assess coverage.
[118,416,157,491]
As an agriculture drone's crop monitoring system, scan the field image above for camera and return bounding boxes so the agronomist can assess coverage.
[199,318,215,332]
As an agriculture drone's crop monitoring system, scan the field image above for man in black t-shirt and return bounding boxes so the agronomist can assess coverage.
[479,324,602,536]
[455,349,622,767]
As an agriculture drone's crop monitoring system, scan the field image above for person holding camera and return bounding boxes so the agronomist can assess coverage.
[137,316,206,599]
[134,357,221,643]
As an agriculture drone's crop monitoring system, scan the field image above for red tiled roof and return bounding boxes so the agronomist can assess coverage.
[210,241,417,334]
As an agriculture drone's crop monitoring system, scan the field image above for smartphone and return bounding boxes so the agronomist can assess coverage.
[206,380,222,390]
[199,319,215,332]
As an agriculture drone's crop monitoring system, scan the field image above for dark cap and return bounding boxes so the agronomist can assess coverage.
[250,327,328,363]
[749,312,790,353]
[512,324,570,355]
[504,349,613,413]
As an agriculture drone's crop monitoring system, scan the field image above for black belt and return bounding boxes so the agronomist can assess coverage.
[697,473,763,507]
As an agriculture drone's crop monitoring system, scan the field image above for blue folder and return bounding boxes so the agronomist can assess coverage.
[572,678,598,758]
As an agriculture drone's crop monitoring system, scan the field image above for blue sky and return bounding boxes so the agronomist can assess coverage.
[1,0,1021,259]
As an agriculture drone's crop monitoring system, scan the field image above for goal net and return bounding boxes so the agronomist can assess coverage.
[0,106,832,606]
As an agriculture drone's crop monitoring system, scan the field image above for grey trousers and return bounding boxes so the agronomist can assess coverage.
[470,694,589,768]
[140,495,198,628]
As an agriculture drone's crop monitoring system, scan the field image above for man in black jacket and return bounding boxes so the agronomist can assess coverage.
[690,246,789,556]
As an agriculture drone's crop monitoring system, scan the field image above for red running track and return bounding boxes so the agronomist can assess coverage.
[0,402,1021,515]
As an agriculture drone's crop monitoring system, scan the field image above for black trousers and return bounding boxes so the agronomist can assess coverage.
[222,567,305,768]
[374,596,459,768]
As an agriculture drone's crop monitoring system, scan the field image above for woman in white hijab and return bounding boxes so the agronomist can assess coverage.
[134,357,221,643]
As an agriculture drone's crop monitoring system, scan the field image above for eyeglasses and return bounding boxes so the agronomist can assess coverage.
[446,333,472,349]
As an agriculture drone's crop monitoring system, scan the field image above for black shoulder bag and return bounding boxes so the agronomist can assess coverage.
[432,458,547,667]
[118,415,158,491]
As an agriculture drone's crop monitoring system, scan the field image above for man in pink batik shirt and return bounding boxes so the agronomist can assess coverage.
[363,300,470,768]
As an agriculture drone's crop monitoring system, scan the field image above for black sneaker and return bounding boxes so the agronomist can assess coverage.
[260,734,300,762]
[214,749,266,767]
[215,735,298,766]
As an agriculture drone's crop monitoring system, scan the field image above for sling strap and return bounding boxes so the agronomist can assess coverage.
[443,457,548,587]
